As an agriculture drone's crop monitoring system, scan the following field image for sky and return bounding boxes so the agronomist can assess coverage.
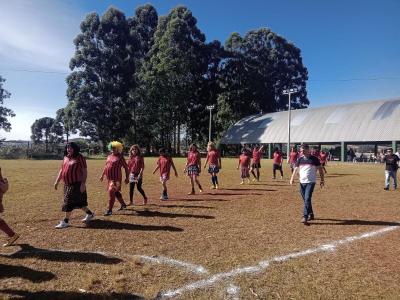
[0,0,399,140]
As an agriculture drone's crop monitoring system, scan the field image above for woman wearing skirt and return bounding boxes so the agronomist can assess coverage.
[54,142,94,229]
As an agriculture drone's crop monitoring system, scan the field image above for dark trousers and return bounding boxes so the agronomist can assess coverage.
[300,183,315,217]
[130,178,146,200]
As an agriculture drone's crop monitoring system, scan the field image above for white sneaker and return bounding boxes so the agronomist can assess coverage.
[82,213,95,223]
[55,220,70,229]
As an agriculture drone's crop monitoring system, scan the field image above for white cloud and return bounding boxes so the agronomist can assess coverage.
[0,0,81,72]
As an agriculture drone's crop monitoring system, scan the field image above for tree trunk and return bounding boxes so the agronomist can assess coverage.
[177,121,181,156]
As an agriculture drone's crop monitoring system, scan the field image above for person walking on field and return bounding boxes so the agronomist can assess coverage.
[383,148,399,191]
[54,142,94,229]
[185,144,203,195]
[290,144,325,225]
[288,146,299,174]
[272,148,283,180]
[152,148,178,200]
[127,145,148,205]
[204,142,222,189]
[0,167,19,245]
[237,148,251,184]
[319,149,328,174]
[250,144,264,182]
[100,141,129,216]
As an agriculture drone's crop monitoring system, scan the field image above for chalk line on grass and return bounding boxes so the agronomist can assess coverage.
[158,225,399,299]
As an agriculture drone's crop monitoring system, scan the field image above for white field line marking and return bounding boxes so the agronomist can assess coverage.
[4,248,209,275]
[226,283,240,300]
[159,225,399,299]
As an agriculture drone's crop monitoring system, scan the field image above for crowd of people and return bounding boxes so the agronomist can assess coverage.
[0,141,398,245]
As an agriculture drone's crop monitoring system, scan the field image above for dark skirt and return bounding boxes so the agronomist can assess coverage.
[62,182,88,212]
[208,165,220,174]
[187,165,200,176]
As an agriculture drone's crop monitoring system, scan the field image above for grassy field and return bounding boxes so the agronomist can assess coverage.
[0,158,399,299]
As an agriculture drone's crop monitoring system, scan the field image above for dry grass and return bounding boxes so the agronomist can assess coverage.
[0,158,399,299]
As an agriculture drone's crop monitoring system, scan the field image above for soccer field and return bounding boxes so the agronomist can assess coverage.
[0,158,399,299]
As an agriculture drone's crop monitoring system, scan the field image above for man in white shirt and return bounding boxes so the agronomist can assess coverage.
[290,144,325,225]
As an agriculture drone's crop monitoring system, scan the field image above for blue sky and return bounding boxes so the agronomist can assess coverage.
[0,0,399,140]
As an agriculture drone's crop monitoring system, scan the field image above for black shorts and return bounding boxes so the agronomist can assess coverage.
[251,163,261,169]
[273,164,282,171]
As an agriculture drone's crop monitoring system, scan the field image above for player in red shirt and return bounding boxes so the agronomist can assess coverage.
[203,142,222,189]
[54,142,94,228]
[184,144,203,195]
[272,148,284,179]
[319,150,328,174]
[152,148,178,200]
[100,141,129,216]
[237,148,251,184]
[250,144,264,182]
[0,167,19,246]
[127,144,148,206]
[288,146,299,174]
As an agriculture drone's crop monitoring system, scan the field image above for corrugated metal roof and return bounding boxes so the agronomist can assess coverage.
[221,98,400,144]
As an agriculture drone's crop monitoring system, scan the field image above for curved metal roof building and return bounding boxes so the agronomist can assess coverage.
[221,98,400,145]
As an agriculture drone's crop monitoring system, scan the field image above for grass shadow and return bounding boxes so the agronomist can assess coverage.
[123,209,215,219]
[145,204,215,209]
[0,244,122,264]
[222,188,277,192]
[325,173,359,178]
[172,198,229,202]
[311,218,400,226]
[85,219,183,232]
[0,289,143,299]
[0,264,55,282]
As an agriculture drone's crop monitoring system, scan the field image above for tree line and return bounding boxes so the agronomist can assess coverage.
[29,4,309,153]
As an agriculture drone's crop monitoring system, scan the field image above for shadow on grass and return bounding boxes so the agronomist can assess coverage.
[173,198,229,202]
[222,188,277,192]
[85,219,183,232]
[0,264,55,282]
[312,218,400,226]
[123,209,215,219]
[325,173,359,178]
[0,244,122,264]
[146,204,215,209]
[0,289,144,300]
[206,192,265,196]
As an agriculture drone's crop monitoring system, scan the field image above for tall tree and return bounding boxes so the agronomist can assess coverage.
[139,6,208,150]
[125,4,158,145]
[216,28,309,136]
[55,105,77,142]
[0,76,15,132]
[31,117,63,152]
[66,7,133,151]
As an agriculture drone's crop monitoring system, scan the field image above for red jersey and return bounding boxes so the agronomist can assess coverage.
[273,151,282,164]
[157,155,172,176]
[187,150,200,166]
[61,154,87,185]
[289,151,299,164]
[319,151,328,163]
[104,154,128,182]
[252,149,263,164]
[239,154,250,167]
[207,150,220,166]
[128,155,144,175]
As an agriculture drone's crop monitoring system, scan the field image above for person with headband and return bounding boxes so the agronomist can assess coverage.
[100,141,129,216]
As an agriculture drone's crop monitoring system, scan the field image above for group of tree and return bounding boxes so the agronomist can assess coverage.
[0,76,15,136]
[32,4,309,153]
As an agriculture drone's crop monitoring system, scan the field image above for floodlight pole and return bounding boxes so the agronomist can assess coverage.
[206,105,215,142]
[283,88,298,162]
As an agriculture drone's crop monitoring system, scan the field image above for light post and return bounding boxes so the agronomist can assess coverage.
[206,105,215,142]
[283,88,298,162]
